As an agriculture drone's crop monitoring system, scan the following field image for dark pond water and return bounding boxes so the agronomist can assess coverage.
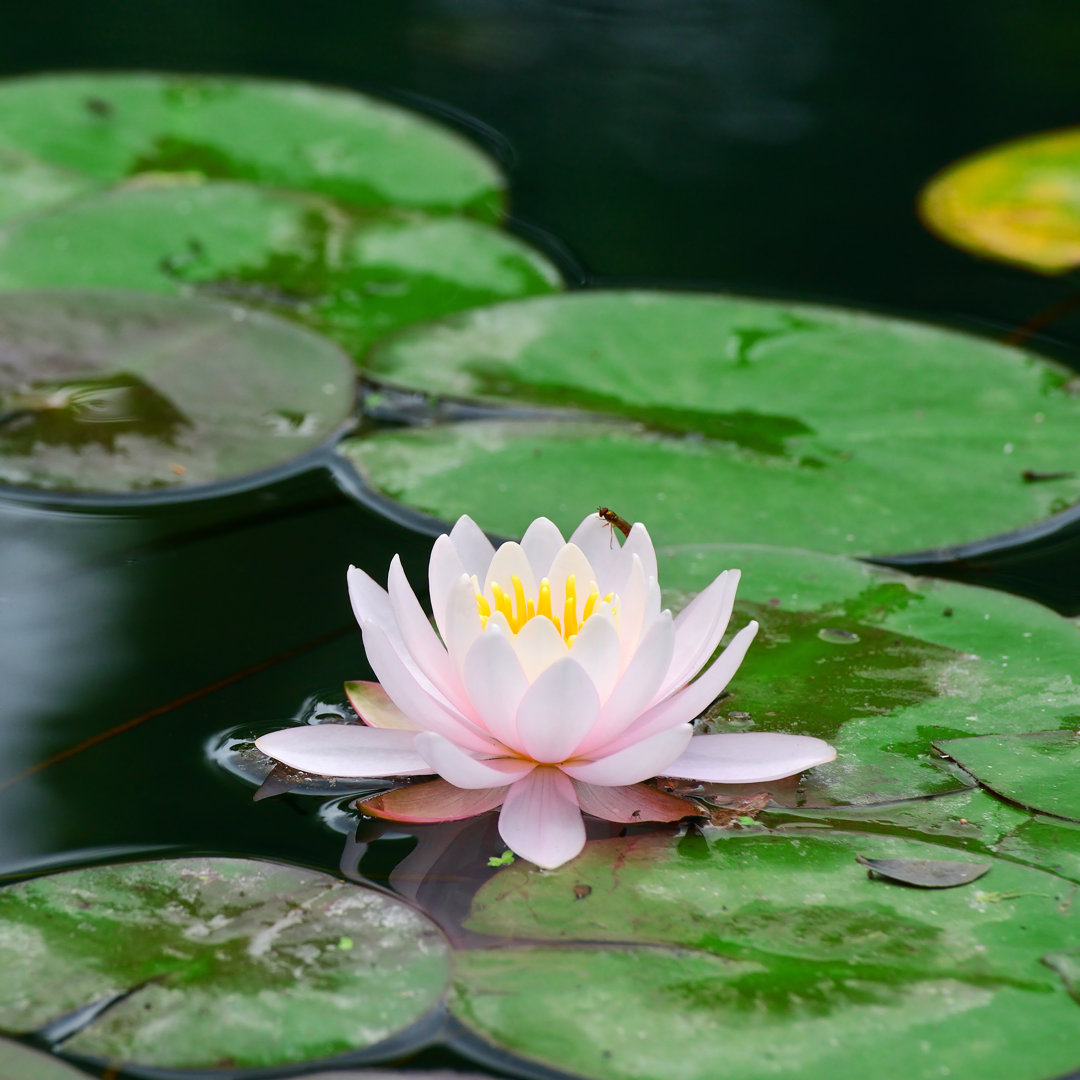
[3,3,1080,1077]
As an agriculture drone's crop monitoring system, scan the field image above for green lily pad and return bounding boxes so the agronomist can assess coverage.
[935,731,1080,821]
[0,72,505,225]
[0,183,562,362]
[339,291,1080,557]
[919,127,1080,274]
[452,831,1080,1080]
[0,289,355,493]
[0,1037,89,1080]
[995,816,1080,883]
[0,857,450,1069]
[656,543,1080,806]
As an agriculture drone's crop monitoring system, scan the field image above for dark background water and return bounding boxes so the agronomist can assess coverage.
[2,2,1080,1072]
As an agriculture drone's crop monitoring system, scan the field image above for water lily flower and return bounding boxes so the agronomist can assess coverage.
[256,514,835,869]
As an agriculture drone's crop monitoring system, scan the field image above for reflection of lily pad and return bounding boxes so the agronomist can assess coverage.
[0,183,562,361]
[0,289,354,493]
[453,831,1080,1080]
[339,291,1080,556]
[0,857,450,1069]
[935,731,1080,821]
[0,72,506,224]
[920,128,1080,273]
[0,1037,89,1080]
[661,544,1080,806]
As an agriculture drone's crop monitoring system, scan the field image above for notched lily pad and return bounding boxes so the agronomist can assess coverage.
[0,183,562,361]
[0,289,355,494]
[0,856,451,1070]
[934,731,1080,822]
[855,854,991,888]
[0,72,507,224]
[920,127,1080,273]
[340,290,1080,557]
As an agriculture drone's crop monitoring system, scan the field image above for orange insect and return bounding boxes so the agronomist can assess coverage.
[597,506,632,539]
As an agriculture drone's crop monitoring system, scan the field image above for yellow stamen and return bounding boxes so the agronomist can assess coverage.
[566,633,577,647]
[537,579,553,620]
[582,583,600,622]
[564,575,578,639]
[476,594,491,620]
[492,582,513,624]
[526,598,535,619]
[511,574,527,631]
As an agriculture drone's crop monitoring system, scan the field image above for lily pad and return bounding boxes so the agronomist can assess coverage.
[661,543,1080,806]
[854,854,991,888]
[0,1037,89,1080]
[0,289,355,493]
[935,731,1080,821]
[0,183,562,362]
[0,856,450,1069]
[453,831,1080,1080]
[339,291,1080,556]
[0,72,505,225]
[919,127,1080,273]
[995,816,1080,883]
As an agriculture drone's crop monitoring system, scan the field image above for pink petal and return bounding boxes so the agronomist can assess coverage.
[545,543,599,621]
[428,534,468,636]
[510,615,567,680]
[498,768,586,869]
[415,732,536,788]
[449,515,496,580]
[609,522,657,595]
[572,781,698,823]
[441,573,485,668]
[255,725,434,778]
[568,512,622,586]
[462,627,530,747]
[483,541,538,601]
[363,622,501,754]
[561,723,693,786]
[656,569,740,702]
[611,555,650,665]
[359,779,507,823]
[515,657,601,763]
[344,680,421,731]
[575,612,675,756]
[660,732,836,783]
[387,555,468,710]
[567,608,622,702]
[520,517,567,578]
[611,620,759,749]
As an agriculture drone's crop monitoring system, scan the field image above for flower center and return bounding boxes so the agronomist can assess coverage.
[475,573,614,645]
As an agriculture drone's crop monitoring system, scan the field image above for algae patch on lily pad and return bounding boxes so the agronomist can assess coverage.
[451,831,1080,1080]
[0,72,507,225]
[0,856,450,1070]
[0,183,562,362]
[339,291,1080,557]
[0,289,355,493]
[920,127,1080,274]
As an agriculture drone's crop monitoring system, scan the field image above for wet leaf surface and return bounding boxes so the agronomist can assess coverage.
[0,183,562,362]
[0,857,450,1069]
[339,291,1080,556]
[0,289,354,493]
[0,72,506,224]
[855,854,992,888]
[935,731,1080,822]
[995,816,1080,883]
[920,127,1080,273]
[452,831,1080,1080]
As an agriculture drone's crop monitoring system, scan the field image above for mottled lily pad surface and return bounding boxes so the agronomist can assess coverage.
[0,289,354,492]
[339,291,1080,556]
[920,127,1080,273]
[452,831,1080,1080]
[0,72,506,224]
[0,857,450,1069]
[0,183,562,361]
[0,1037,89,1080]
[661,543,1080,806]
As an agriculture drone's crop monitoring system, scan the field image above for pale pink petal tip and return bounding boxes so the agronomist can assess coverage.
[660,731,836,784]
[360,780,507,823]
[499,769,587,869]
[255,724,434,778]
